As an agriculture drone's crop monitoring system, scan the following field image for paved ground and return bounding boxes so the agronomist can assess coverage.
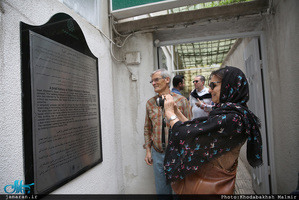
[235,158,255,194]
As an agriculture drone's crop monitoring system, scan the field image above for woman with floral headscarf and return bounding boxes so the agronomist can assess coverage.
[163,66,263,194]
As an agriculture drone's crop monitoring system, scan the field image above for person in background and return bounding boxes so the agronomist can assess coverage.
[163,66,263,194]
[171,75,185,96]
[189,75,212,119]
[143,69,191,195]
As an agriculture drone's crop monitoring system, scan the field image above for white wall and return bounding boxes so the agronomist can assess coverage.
[222,38,248,72]
[260,0,299,193]
[112,33,157,194]
[0,0,123,194]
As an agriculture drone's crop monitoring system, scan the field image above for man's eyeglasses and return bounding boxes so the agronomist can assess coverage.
[150,77,165,84]
[209,81,221,90]
[193,80,199,83]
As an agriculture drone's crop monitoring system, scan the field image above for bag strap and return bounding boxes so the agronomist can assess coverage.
[162,108,166,151]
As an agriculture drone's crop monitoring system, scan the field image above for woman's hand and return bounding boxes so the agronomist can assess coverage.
[163,94,175,120]
[164,94,188,124]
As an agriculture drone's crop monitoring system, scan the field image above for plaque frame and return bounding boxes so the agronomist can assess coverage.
[20,13,103,194]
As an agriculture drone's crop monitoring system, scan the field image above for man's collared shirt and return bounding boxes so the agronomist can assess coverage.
[171,88,182,96]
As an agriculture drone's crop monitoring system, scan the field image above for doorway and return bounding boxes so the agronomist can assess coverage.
[156,32,274,194]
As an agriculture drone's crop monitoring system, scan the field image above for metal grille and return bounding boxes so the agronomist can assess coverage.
[174,39,236,69]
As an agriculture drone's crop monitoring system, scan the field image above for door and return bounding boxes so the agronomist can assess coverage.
[244,37,271,194]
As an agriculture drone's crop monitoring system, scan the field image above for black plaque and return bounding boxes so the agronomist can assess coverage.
[20,13,102,194]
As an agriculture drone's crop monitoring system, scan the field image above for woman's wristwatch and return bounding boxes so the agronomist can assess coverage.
[168,115,177,122]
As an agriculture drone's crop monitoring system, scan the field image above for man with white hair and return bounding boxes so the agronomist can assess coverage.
[143,69,191,195]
